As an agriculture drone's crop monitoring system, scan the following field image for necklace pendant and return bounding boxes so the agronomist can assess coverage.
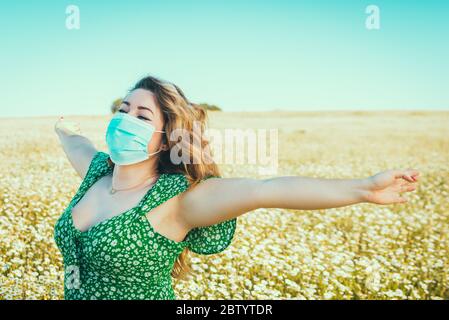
[110,188,116,195]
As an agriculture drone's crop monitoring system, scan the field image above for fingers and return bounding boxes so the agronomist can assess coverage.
[393,168,420,182]
[400,184,417,193]
[55,116,64,126]
[405,168,420,182]
[55,117,81,135]
[402,173,415,183]
[397,196,408,203]
[396,179,417,203]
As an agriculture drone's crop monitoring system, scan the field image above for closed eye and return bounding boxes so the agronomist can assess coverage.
[118,109,151,122]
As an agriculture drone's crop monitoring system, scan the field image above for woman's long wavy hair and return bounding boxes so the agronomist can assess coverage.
[108,75,221,280]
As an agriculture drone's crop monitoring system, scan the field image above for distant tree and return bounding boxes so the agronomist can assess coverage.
[194,103,222,111]
[111,98,123,114]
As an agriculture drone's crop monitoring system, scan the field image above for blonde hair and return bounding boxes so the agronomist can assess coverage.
[130,75,220,279]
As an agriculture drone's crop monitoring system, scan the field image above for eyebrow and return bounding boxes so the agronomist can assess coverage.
[122,101,154,115]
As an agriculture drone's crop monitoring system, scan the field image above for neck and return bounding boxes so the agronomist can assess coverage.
[111,158,160,189]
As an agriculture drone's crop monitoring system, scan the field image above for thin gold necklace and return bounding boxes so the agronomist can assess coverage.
[110,173,160,195]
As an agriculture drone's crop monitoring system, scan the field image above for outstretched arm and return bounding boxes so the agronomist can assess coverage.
[54,117,98,179]
[178,169,420,228]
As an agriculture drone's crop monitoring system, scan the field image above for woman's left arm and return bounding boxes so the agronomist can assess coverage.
[178,168,420,228]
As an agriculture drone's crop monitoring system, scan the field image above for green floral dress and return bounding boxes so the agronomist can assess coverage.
[54,151,237,300]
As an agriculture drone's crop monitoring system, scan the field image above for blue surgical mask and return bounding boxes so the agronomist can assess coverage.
[105,112,165,165]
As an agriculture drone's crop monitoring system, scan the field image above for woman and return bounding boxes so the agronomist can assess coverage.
[53,75,420,300]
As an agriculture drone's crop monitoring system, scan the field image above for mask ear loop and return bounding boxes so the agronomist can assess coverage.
[147,148,163,157]
[148,130,166,156]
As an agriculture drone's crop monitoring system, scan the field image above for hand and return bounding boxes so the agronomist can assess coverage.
[363,168,420,205]
[54,116,82,136]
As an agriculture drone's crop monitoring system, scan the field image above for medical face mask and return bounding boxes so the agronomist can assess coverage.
[105,112,165,165]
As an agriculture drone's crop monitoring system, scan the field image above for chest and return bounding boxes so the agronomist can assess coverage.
[70,175,155,233]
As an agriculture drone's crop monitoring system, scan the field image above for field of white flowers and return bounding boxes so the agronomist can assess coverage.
[0,111,448,299]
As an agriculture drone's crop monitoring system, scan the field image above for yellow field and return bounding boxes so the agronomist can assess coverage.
[0,111,448,299]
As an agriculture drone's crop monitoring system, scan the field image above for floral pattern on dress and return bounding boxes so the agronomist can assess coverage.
[54,151,237,300]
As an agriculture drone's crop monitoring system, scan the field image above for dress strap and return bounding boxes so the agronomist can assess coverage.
[135,172,238,255]
[134,172,190,219]
[70,151,112,205]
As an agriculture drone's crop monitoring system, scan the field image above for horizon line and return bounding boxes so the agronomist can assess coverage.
[1,108,449,120]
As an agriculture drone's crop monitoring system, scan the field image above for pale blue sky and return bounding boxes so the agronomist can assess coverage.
[0,0,448,117]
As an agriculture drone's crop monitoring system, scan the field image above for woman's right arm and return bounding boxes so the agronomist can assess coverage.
[54,117,98,179]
